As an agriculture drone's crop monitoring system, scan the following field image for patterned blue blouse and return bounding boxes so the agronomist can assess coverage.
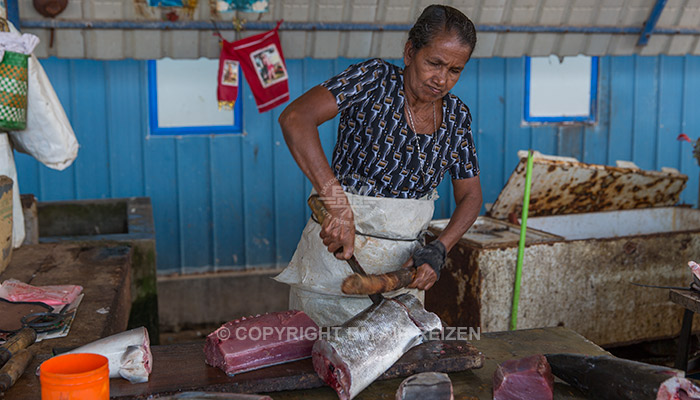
[321,58,479,199]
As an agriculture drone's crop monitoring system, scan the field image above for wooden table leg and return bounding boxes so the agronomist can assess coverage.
[675,309,694,373]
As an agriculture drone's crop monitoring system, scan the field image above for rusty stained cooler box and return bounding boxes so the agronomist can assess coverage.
[425,151,700,347]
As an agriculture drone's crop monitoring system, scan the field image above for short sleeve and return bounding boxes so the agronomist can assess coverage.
[321,59,388,113]
[449,108,480,180]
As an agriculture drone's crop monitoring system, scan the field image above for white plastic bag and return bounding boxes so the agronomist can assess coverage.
[0,133,24,247]
[8,54,78,170]
[6,22,77,171]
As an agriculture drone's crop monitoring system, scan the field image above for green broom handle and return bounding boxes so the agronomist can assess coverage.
[510,150,534,330]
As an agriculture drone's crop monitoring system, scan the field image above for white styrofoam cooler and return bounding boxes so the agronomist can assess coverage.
[425,151,699,346]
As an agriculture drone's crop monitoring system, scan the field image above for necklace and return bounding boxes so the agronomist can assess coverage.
[405,99,437,182]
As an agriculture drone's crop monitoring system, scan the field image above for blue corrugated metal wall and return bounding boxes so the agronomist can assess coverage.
[14,56,700,274]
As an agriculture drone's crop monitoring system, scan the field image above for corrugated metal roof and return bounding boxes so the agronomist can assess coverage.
[17,0,700,59]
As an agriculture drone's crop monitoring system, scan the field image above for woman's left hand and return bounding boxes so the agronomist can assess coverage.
[402,258,438,290]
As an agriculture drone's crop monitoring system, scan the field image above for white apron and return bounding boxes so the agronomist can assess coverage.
[274,191,437,326]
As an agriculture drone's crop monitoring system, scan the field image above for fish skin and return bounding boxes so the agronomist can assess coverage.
[395,372,453,400]
[62,326,152,383]
[313,293,442,400]
[545,354,700,400]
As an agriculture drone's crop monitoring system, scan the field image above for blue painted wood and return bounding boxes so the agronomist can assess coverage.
[680,57,700,206]
[144,136,182,273]
[656,56,683,172]
[175,136,213,272]
[504,58,531,181]
[240,78,276,267]
[583,57,610,165]
[71,60,111,199]
[209,134,245,270]
[272,59,306,264]
[632,56,660,169]
[14,55,700,274]
[37,58,76,201]
[607,56,635,165]
[476,58,506,207]
[105,60,146,198]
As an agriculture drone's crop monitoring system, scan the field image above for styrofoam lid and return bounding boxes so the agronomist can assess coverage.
[488,151,688,219]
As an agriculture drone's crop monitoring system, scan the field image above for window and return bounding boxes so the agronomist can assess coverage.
[524,55,598,124]
[148,58,242,136]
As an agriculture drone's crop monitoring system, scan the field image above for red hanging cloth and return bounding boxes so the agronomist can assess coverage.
[217,20,289,113]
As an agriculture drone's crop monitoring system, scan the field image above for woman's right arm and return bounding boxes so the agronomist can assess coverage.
[278,85,356,260]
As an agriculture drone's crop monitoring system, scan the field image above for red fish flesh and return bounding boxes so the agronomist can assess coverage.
[493,354,553,400]
[204,310,318,376]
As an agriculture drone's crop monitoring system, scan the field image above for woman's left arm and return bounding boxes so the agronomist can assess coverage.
[406,176,482,290]
[436,176,482,252]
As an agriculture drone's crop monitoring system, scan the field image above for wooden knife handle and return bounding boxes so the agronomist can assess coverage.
[341,268,416,295]
[308,195,330,225]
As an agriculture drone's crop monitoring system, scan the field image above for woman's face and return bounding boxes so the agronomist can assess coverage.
[403,30,473,103]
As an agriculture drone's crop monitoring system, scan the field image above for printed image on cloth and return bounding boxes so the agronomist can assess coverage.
[250,44,287,88]
[320,58,479,199]
[221,60,239,86]
[219,21,289,113]
[216,0,268,13]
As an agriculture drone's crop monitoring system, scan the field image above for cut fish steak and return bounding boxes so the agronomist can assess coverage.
[204,310,318,376]
[396,372,453,400]
[493,354,553,400]
[546,353,700,400]
[313,293,442,400]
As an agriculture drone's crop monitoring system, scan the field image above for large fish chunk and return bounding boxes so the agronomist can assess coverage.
[312,293,442,400]
[62,326,152,383]
[546,353,700,400]
[204,310,318,376]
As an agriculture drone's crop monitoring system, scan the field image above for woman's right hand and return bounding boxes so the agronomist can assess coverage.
[319,193,355,260]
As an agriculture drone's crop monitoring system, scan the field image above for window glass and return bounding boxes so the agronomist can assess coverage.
[525,55,597,124]
[148,58,242,135]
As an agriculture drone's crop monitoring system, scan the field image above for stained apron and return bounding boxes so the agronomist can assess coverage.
[274,191,437,326]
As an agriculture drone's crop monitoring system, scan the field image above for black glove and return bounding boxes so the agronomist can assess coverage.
[412,240,446,279]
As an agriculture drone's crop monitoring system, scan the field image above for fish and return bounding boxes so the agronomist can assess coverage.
[493,354,553,400]
[153,392,272,399]
[61,326,152,383]
[395,372,453,400]
[204,310,318,376]
[312,293,442,400]
[545,353,700,400]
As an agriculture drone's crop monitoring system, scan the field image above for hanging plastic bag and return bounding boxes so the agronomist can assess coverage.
[6,22,78,171]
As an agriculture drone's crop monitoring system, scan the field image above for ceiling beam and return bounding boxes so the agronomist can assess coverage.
[637,0,669,46]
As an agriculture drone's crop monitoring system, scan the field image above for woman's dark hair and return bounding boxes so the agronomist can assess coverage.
[408,5,477,51]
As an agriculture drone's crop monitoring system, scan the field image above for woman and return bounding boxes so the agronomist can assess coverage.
[275,5,482,326]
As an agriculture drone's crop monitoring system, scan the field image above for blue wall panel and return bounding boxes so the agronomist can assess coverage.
[15,55,700,273]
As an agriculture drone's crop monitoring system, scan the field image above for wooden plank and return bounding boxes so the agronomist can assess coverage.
[269,327,607,399]
[670,289,700,314]
[1,243,132,398]
[110,339,483,399]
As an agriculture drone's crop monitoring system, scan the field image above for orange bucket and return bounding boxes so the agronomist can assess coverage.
[40,353,110,400]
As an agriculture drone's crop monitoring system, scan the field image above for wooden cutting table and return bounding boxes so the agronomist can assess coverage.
[0,242,133,399]
[112,326,606,399]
